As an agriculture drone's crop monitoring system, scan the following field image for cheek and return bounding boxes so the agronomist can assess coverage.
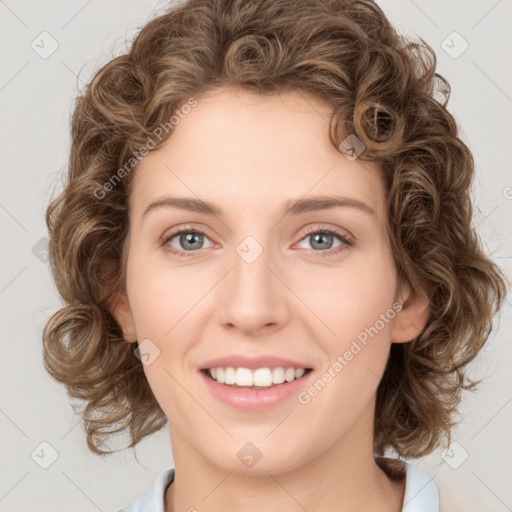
[293,249,397,338]
[295,250,397,394]
[300,293,395,429]
[129,270,194,417]
[126,253,208,393]
[127,253,188,334]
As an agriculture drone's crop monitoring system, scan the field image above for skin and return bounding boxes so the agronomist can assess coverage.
[110,86,429,512]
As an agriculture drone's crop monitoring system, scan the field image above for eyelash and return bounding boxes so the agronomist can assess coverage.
[161,225,353,259]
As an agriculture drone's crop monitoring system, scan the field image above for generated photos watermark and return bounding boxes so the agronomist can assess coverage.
[297,301,403,405]
[93,97,198,200]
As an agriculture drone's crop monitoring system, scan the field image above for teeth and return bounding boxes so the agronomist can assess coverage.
[236,367,254,386]
[272,367,285,384]
[207,366,309,387]
[225,367,236,385]
[284,367,295,382]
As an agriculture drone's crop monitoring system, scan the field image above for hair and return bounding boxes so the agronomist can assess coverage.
[42,0,508,471]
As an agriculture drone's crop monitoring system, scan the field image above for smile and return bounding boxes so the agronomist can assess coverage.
[199,366,314,410]
[203,366,313,387]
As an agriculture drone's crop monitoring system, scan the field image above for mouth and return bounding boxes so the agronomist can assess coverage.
[201,366,314,389]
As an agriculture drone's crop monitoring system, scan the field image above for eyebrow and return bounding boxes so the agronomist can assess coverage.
[142,194,375,219]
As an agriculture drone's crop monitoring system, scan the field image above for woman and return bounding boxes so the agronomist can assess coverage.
[42,0,508,510]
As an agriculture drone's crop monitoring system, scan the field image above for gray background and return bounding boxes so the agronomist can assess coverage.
[1,0,511,510]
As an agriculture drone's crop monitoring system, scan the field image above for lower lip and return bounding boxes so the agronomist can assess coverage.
[199,370,313,410]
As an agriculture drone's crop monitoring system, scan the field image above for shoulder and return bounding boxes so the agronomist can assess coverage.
[401,463,475,512]
[377,456,440,511]
[117,468,175,512]
[402,463,440,511]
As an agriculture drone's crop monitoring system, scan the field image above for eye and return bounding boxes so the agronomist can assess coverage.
[161,225,353,259]
[295,226,353,258]
[162,227,214,258]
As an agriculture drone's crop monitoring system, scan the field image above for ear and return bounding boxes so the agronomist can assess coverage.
[101,255,137,343]
[109,291,138,343]
[390,277,430,343]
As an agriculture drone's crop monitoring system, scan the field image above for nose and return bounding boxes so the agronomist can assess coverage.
[217,240,289,336]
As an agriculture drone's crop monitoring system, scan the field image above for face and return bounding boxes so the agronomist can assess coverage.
[112,87,428,475]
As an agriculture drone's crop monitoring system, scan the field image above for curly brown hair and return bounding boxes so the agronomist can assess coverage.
[42,0,508,464]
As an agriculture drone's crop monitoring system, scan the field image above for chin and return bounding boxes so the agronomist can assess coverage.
[205,439,308,476]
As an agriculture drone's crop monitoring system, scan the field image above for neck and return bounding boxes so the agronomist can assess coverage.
[165,460,405,512]
[164,415,406,512]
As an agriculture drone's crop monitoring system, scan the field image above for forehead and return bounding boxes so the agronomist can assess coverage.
[129,88,386,223]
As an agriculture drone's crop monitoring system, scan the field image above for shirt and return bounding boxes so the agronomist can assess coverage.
[117,462,439,512]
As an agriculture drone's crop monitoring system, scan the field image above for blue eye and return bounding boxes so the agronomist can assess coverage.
[161,225,353,259]
[296,226,353,257]
[162,228,213,257]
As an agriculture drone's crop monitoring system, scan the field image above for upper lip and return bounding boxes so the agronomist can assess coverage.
[199,355,313,371]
